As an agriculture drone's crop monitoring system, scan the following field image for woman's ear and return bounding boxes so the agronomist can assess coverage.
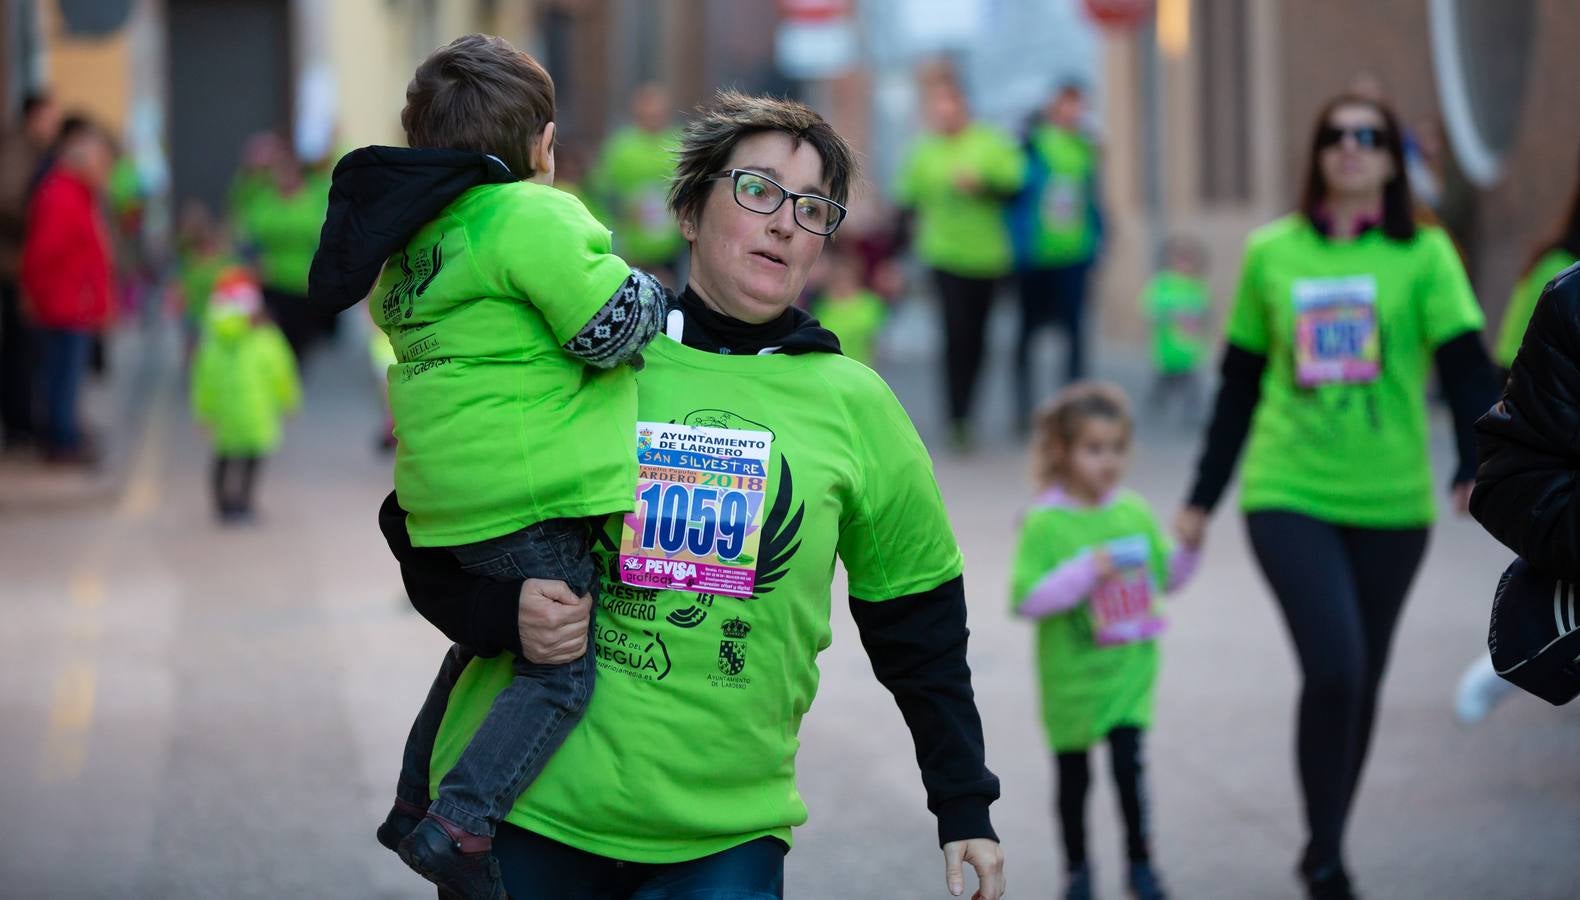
[680,215,697,240]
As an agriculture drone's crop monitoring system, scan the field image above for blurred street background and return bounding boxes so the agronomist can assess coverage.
[2,1,1579,898]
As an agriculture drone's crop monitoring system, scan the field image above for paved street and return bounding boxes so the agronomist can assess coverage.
[1,307,1576,899]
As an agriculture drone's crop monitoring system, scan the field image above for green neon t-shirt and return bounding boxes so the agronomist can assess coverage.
[428,334,964,862]
[1143,272,1211,374]
[591,126,684,268]
[811,290,886,366]
[1027,125,1098,267]
[240,177,328,295]
[1009,490,1169,751]
[896,123,1025,279]
[1494,250,1577,368]
[374,181,636,547]
[1225,216,1485,527]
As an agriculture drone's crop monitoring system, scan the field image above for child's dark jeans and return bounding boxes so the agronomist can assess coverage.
[395,517,599,837]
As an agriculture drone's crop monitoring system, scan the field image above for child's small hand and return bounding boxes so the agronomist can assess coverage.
[1092,548,1117,581]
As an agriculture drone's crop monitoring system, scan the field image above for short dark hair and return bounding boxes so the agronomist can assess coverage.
[668,90,857,230]
[1299,93,1416,242]
[401,34,555,179]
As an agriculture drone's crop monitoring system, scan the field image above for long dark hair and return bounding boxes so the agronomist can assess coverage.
[1299,93,1416,242]
[1525,148,1580,273]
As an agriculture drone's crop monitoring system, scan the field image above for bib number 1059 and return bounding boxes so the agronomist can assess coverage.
[636,483,750,560]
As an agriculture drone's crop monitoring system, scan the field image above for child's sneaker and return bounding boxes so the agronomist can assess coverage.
[375,797,428,853]
[1064,864,1094,900]
[397,815,507,900]
[1127,860,1170,899]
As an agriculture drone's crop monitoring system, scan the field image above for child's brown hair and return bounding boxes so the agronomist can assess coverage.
[1029,381,1133,488]
[401,34,555,179]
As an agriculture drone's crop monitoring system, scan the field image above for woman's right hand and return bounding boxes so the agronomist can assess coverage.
[517,579,593,665]
[1173,505,1209,551]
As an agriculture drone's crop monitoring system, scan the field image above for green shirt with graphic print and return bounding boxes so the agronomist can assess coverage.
[426,334,963,861]
[373,181,635,547]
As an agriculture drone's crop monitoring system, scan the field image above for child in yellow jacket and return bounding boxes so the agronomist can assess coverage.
[190,267,301,522]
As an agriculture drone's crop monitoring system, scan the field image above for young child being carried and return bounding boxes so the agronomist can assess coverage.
[309,33,666,900]
[1009,383,1198,900]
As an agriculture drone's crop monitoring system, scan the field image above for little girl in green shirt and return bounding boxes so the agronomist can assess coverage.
[1009,383,1197,900]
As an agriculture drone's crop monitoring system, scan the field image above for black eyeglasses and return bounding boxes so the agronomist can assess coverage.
[706,169,847,236]
[1317,125,1390,151]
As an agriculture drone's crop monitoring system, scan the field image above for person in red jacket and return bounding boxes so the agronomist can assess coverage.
[20,116,115,463]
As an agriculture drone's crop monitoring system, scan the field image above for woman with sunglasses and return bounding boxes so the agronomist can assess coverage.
[377,91,1005,900]
[896,71,1025,450]
[1173,94,1497,900]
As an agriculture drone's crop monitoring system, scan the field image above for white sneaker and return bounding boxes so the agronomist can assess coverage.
[1455,654,1516,726]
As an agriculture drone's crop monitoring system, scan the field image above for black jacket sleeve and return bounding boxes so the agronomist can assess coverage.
[1434,330,1500,486]
[848,575,999,847]
[1471,264,1580,578]
[1185,343,1267,512]
[377,492,524,658]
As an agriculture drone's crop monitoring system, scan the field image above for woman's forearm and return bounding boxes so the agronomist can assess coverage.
[1186,343,1266,512]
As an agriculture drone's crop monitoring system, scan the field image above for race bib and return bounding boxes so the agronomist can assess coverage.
[1042,177,1082,226]
[1089,535,1157,647]
[1292,275,1380,387]
[618,422,770,598]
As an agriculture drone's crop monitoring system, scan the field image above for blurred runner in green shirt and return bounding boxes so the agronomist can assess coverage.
[1013,82,1104,425]
[895,71,1024,449]
[591,83,684,285]
[810,248,886,367]
[1141,236,1210,422]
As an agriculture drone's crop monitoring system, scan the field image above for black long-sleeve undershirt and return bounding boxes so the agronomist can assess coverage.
[849,575,999,846]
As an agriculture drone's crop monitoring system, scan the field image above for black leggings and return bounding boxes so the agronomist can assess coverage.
[212,455,261,516]
[1245,510,1429,873]
[1055,726,1150,871]
[1015,262,1091,421]
[932,269,998,428]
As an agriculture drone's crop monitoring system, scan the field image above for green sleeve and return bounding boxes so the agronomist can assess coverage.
[894,145,922,210]
[264,326,301,414]
[189,342,220,425]
[1418,227,1485,348]
[1494,253,1572,368]
[1008,510,1061,609]
[982,129,1026,194]
[837,372,964,600]
[478,189,634,345]
[1224,239,1270,353]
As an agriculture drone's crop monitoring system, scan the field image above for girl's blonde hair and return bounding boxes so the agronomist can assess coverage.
[1030,381,1133,487]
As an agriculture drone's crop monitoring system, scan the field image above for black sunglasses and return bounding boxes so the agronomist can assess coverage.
[1317,125,1390,151]
[705,169,847,236]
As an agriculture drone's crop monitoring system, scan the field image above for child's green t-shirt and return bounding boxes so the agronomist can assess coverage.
[811,290,886,367]
[1009,490,1170,751]
[1225,216,1484,527]
[373,181,637,547]
[1143,271,1210,374]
